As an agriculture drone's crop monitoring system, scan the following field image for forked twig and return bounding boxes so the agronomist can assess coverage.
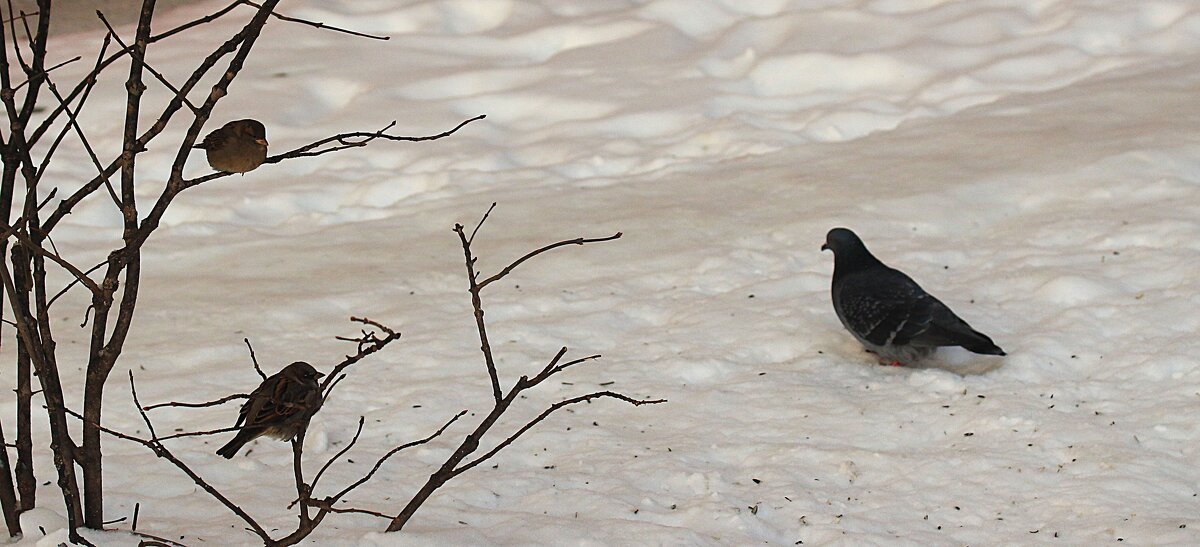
[322,316,401,394]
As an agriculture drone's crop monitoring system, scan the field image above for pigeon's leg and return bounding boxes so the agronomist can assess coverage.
[883,360,904,367]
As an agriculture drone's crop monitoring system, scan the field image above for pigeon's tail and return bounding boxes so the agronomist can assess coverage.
[216,428,257,459]
[925,313,1006,356]
[958,329,1006,356]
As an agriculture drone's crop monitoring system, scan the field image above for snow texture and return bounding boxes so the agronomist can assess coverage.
[10,0,1200,545]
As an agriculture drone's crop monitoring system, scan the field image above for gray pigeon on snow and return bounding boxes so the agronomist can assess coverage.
[821,228,1005,365]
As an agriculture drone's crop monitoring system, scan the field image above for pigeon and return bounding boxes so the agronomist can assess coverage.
[821,228,1005,365]
[216,361,324,458]
[194,119,269,173]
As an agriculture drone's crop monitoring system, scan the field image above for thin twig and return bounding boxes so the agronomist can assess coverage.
[321,374,347,403]
[6,3,32,77]
[129,530,187,547]
[142,393,248,411]
[153,426,240,442]
[453,392,665,477]
[61,404,271,542]
[96,10,199,113]
[323,410,467,502]
[243,338,265,380]
[530,350,602,386]
[303,501,391,520]
[476,232,623,290]
[6,234,103,297]
[41,2,271,238]
[291,431,311,524]
[12,54,78,90]
[454,222,502,403]
[40,65,122,206]
[0,9,36,26]
[181,116,486,189]
[307,417,364,496]
[241,0,389,41]
[128,372,157,440]
[467,202,496,245]
[320,316,401,393]
[26,0,245,146]
[46,260,105,308]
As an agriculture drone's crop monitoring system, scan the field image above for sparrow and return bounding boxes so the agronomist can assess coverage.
[216,361,325,458]
[194,119,269,173]
[822,227,1005,365]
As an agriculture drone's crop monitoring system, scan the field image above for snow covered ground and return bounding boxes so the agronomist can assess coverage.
[10,0,1200,544]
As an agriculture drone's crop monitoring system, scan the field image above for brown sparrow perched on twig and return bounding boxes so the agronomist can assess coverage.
[194,119,269,173]
[216,361,324,459]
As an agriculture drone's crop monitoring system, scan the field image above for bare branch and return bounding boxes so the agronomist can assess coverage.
[181,115,486,189]
[41,2,273,237]
[303,501,391,520]
[5,3,33,77]
[127,372,156,441]
[322,410,467,503]
[0,9,36,26]
[7,234,102,297]
[453,392,665,477]
[291,432,311,524]
[320,316,401,394]
[467,202,496,245]
[12,54,77,90]
[46,260,104,308]
[153,426,240,442]
[528,350,602,386]
[36,34,122,208]
[96,10,198,113]
[142,392,248,412]
[128,530,186,547]
[61,404,271,542]
[476,232,623,290]
[454,222,502,403]
[241,0,390,41]
[243,337,265,380]
[26,0,246,146]
[307,417,365,496]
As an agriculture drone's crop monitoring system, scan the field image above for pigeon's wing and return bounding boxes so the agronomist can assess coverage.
[836,269,936,347]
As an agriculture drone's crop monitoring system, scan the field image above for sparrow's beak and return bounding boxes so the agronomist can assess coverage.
[820,243,829,251]
[255,138,269,146]
[315,371,325,379]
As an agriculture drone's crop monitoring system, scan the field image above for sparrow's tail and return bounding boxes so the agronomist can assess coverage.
[216,429,256,459]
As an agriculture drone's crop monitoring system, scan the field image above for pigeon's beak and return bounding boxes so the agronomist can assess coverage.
[255,138,268,146]
[820,243,829,251]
